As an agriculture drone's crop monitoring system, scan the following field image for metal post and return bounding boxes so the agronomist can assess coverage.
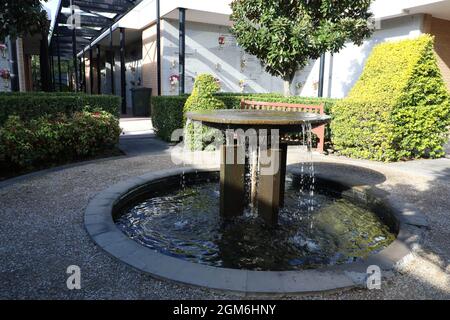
[70,0,78,92]
[179,8,186,95]
[51,47,55,91]
[82,51,86,93]
[57,32,62,91]
[89,45,94,94]
[109,27,115,95]
[97,45,101,94]
[9,38,19,92]
[318,53,325,98]
[78,56,82,91]
[120,27,126,114]
[156,0,161,96]
[39,32,51,92]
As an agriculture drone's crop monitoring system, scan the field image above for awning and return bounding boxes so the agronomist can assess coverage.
[50,0,142,59]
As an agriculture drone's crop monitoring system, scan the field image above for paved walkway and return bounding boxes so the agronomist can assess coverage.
[119,117,171,156]
[0,120,449,299]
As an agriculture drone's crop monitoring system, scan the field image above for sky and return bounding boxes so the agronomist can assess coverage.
[41,0,59,24]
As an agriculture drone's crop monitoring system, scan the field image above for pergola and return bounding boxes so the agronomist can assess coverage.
[49,0,145,109]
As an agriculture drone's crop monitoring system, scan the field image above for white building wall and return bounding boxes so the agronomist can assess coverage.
[161,19,285,95]
[159,13,425,98]
[326,14,424,98]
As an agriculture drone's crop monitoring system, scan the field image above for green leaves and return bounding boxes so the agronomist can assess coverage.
[230,0,373,82]
[183,74,226,150]
[0,111,121,169]
[331,35,450,162]
[0,0,49,39]
[0,92,121,126]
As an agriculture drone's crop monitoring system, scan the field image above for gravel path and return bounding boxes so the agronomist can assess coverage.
[0,146,449,299]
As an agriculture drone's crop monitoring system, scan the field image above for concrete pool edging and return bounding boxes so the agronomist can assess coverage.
[84,166,427,296]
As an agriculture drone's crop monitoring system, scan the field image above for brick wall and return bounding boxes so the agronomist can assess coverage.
[423,15,450,91]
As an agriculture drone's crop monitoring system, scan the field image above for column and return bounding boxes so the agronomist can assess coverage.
[120,27,126,114]
[97,45,101,94]
[109,27,115,95]
[156,0,161,96]
[179,8,186,95]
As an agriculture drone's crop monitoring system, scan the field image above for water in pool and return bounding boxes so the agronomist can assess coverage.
[115,175,395,271]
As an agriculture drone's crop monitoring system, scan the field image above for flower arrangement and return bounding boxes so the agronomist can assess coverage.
[169,74,180,92]
[169,74,180,85]
[214,77,221,90]
[0,44,7,58]
[239,79,246,92]
[218,36,225,49]
[0,69,11,80]
[295,81,305,94]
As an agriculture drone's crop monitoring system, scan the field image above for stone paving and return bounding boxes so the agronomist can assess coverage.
[0,122,449,299]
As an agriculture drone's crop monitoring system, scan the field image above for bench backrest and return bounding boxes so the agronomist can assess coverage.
[240,99,324,114]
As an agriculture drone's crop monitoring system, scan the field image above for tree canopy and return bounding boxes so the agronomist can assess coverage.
[0,0,49,40]
[230,0,374,94]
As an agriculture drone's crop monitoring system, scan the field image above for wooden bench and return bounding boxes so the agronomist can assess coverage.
[240,99,326,153]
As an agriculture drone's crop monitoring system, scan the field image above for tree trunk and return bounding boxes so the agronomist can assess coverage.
[283,80,291,97]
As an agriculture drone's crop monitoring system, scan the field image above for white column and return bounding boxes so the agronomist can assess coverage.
[16,38,26,92]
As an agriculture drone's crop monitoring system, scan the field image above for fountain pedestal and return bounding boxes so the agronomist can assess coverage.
[186,109,331,227]
[220,144,246,219]
[257,147,282,225]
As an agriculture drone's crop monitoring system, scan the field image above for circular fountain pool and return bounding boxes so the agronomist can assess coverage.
[114,174,395,271]
[86,166,423,294]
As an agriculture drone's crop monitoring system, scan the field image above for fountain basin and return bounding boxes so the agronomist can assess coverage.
[85,166,425,295]
[186,109,331,133]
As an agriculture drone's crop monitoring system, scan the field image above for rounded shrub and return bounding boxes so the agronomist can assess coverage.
[183,74,226,150]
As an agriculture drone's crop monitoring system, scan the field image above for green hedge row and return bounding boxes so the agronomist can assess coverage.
[0,111,121,169]
[0,92,121,126]
[332,35,450,161]
[152,93,338,142]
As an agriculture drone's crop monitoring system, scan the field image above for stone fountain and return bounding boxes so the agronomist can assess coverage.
[186,109,331,226]
[85,107,410,293]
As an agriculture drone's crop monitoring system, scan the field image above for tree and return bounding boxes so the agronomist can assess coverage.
[230,0,374,96]
[0,0,49,40]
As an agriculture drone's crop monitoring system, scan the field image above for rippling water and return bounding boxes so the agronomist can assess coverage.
[115,175,395,271]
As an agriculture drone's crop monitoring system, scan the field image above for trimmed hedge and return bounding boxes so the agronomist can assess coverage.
[183,74,226,150]
[152,93,338,142]
[0,111,121,169]
[0,92,120,126]
[332,35,450,161]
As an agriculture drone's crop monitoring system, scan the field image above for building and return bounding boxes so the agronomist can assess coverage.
[0,7,53,93]
[46,0,450,113]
